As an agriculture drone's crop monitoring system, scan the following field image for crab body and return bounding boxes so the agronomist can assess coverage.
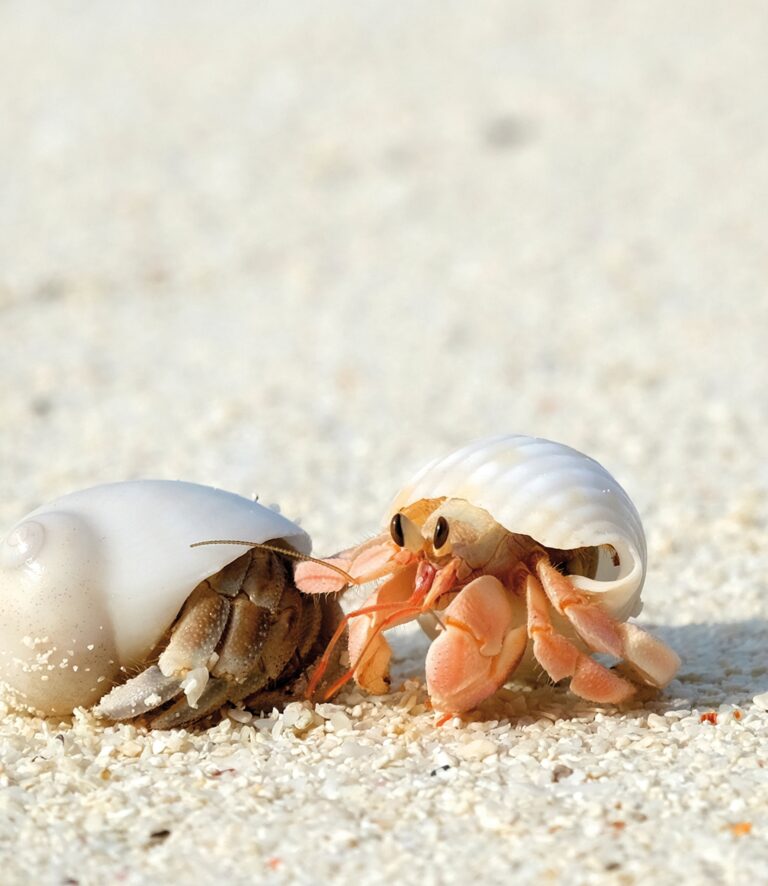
[0,480,344,727]
[296,435,680,717]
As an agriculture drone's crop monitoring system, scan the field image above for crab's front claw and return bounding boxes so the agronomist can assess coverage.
[425,575,528,714]
[294,534,406,595]
[348,563,419,694]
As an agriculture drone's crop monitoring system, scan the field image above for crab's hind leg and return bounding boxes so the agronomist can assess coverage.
[525,570,636,703]
[425,574,528,714]
[533,556,680,689]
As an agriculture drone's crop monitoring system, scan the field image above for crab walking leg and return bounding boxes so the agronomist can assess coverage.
[425,575,528,713]
[95,582,232,720]
[531,555,624,657]
[524,571,636,703]
[151,585,304,729]
[613,622,681,687]
[533,556,680,688]
[322,601,427,701]
[96,550,316,725]
[346,562,421,694]
[304,561,421,698]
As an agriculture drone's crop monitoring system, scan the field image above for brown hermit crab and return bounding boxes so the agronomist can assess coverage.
[0,480,345,728]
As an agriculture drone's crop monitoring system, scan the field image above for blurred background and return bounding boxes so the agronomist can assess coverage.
[1,1,766,599]
[3,6,768,881]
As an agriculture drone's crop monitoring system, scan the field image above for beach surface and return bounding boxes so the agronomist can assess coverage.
[1,3,768,883]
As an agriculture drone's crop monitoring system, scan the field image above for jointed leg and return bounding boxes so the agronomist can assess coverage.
[95,549,331,727]
[305,562,421,698]
[533,555,680,688]
[525,570,636,703]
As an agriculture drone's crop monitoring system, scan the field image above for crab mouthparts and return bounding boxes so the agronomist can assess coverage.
[415,560,437,597]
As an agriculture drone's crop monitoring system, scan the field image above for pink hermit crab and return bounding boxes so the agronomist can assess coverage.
[296,435,680,718]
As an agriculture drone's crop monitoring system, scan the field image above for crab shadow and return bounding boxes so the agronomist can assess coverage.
[387,619,768,721]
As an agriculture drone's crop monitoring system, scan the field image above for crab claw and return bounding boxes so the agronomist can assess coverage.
[425,575,528,713]
[294,535,406,594]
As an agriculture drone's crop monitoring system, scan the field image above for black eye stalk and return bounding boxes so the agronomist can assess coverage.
[433,516,449,550]
[390,512,405,547]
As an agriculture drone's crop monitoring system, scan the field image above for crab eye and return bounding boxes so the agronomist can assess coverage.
[433,516,450,550]
[390,513,405,547]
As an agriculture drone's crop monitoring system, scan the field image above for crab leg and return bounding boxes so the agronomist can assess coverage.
[525,572,636,704]
[533,556,680,688]
[152,586,305,728]
[345,562,421,694]
[95,583,232,721]
[425,575,528,713]
[95,550,323,727]
[304,562,422,698]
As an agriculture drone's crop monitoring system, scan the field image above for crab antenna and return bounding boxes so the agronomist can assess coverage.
[189,539,355,585]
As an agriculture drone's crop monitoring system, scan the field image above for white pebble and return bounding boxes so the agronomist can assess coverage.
[329,711,352,732]
[282,702,317,732]
[753,692,768,710]
[458,739,498,761]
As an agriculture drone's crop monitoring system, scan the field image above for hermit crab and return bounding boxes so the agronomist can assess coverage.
[0,480,344,728]
[296,435,680,717]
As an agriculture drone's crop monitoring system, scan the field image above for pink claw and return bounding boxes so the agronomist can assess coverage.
[425,575,528,713]
[294,535,406,595]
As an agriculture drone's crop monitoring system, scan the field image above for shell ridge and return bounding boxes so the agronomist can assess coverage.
[388,435,647,620]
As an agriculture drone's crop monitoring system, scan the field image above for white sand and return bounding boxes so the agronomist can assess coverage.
[1,2,768,883]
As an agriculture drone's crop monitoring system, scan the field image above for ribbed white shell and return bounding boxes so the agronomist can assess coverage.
[388,435,646,621]
[0,480,309,715]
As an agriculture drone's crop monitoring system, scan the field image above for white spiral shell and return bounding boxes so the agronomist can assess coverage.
[388,434,646,620]
[0,480,309,716]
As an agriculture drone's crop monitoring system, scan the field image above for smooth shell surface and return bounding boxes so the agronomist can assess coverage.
[388,435,646,620]
[0,480,310,715]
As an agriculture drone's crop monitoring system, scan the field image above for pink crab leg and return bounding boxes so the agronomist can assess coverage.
[304,564,419,699]
[525,572,636,704]
[531,555,624,657]
[614,622,681,687]
[295,535,408,594]
[533,556,680,688]
[425,575,528,714]
[323,602,427,701]
[346,563,421,695]
[319,561,442,701]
